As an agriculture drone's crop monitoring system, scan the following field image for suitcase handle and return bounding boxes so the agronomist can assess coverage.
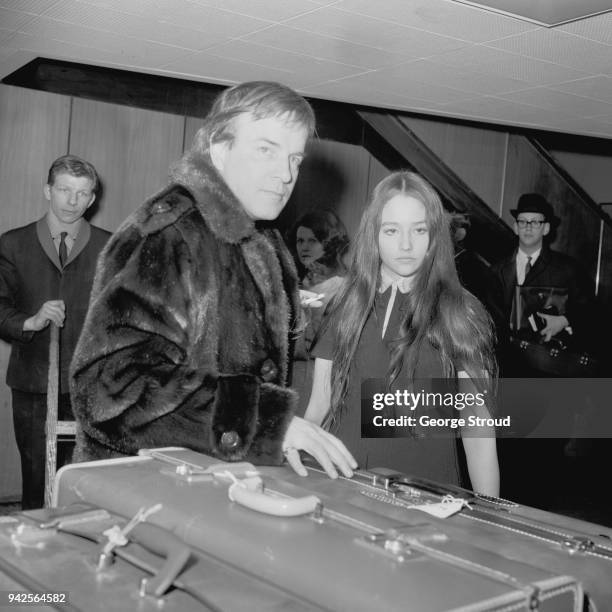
[229,481,321,517]
[130,522,192,597]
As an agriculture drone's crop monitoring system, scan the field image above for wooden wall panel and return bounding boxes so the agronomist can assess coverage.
[600,214,612,305]
[502,135,600,277]
[550,151,612,204]
[0,84,71,501]
[402,117,507,215]
[278,139,372,242]
[366,155,390,201]
[183,116,202,153]
[69,98,186,232]
[0,85,70,231]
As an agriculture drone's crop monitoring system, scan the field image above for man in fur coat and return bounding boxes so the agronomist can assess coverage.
[71,81,356,479]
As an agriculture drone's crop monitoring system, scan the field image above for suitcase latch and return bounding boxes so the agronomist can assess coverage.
[359,527,447,562]
[562,535,595,555]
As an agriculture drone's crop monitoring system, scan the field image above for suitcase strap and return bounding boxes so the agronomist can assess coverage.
[256,483,575,612]
[309,464,612,562]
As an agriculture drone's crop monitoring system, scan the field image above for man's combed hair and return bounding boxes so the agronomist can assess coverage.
[47,155,99,192]
[320,171,497,430]
[191,81,316,155]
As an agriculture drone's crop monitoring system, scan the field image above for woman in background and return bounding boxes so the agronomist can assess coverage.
[288,210,349,415]
[305,171,499,495]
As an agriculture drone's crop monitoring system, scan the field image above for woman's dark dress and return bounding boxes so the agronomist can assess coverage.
[312,287,461,485]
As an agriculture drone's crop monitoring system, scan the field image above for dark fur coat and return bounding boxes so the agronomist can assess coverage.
[70,151,300,463]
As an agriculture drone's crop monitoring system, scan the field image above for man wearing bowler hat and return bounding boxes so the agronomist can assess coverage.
[493,192,595,507]
[493,193,593,349]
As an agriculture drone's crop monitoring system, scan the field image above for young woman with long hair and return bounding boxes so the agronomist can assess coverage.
[305,171,499,495]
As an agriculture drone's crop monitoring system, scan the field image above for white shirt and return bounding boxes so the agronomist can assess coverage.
[516,248,541,285]
[47,215,81,259]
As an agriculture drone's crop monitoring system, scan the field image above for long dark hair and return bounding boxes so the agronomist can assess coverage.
[322,171,496,429]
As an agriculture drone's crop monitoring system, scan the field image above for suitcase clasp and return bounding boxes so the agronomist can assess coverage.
[359,526,447,562]
[562,535,595,555]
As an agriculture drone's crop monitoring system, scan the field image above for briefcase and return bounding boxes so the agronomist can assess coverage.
[47,447,612,611]
[508,333,599,377]
[508,285,599,377]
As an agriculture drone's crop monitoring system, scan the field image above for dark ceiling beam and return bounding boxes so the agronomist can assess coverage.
[2,57,363,144]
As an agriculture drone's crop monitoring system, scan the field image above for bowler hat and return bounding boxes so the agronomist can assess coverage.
[510,193,558,224]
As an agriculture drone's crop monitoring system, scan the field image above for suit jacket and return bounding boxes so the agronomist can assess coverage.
[0,217,110,393]
[492,246,594,343]
[70,150,301,465]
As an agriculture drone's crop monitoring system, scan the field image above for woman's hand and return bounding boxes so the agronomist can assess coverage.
[282,416,357,479]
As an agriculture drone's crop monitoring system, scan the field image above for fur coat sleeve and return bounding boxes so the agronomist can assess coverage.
[71,160,301,465]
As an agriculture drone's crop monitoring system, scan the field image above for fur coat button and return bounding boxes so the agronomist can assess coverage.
[259,359,278,382]
[220,430,241,450]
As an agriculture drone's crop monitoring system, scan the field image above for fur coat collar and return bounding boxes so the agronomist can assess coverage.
[170,149,255,244]
[170,150,300,384]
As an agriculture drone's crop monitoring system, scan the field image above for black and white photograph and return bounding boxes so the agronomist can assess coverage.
[0,1,611,609]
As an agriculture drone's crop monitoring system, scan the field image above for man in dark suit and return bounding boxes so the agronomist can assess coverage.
[493,193,593,365]
[492,193,594,507]
[0,155,111,509]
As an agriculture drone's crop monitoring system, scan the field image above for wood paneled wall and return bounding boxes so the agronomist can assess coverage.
[403,115,604,286]
[70,98,186,230]
[404,117,508,216]
[550,151,612,204]
[279,140,376,240]
[0,85,71,501]
[502,135,600,272]
[0,86,71,232]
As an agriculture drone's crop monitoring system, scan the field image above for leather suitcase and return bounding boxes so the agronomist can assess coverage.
[0,503,320,611]
[47,447,612,611]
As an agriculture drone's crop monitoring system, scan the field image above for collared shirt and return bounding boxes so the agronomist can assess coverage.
[378,267,411,339]
[516,247,541,285]
[46,215,81,260]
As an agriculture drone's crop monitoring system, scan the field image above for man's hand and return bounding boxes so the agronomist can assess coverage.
[23,300,66,331]
[537,312,569,342]
[282,416,357,479]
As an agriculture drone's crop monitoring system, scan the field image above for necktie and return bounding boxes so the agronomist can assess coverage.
[524,255,532,281]
[59,232,68,268]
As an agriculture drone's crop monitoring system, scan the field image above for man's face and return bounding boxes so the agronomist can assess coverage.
[210,112,308,221]
[513,213,549,251]
[44,172,96,226]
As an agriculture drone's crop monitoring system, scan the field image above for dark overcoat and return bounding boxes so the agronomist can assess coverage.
[492,246,594,342]
[71,151,301,464]
[0,218,110,393]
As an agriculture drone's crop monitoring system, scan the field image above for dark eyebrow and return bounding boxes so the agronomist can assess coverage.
[256,138,280,147]
[256,137,306,158]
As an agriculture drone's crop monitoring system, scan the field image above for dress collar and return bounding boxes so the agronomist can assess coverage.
[378,267,411,338]
[378,266,411,294]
